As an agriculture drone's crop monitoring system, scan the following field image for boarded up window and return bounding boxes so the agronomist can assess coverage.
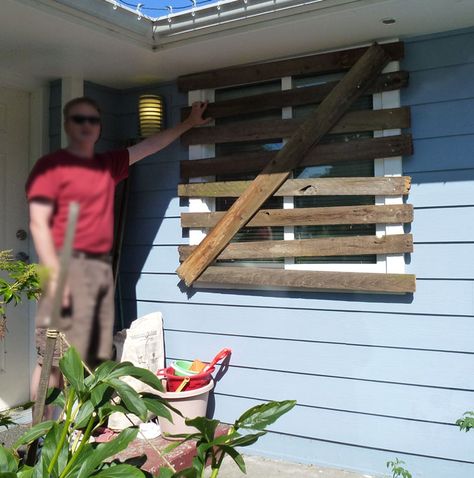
[178,42,415,293]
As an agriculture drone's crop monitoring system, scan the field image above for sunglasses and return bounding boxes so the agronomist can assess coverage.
[68,114,101,125]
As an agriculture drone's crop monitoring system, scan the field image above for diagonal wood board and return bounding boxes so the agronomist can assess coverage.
[177,43,392,286]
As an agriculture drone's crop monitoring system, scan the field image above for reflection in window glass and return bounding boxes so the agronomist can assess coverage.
[214,82,284,266]
[292,74,376,264]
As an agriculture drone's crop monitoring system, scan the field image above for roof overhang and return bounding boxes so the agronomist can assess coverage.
[2,0,474,89]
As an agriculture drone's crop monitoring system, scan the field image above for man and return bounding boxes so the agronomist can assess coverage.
[26,95,210,401]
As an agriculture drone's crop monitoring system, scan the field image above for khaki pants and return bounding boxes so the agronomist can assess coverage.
[35,256,115,367]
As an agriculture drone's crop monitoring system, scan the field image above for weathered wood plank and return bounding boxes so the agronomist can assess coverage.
[179,233,413,261]
[181,204,414,228]
[180,134,413,179]
[177,44,392,285]
[178,176,411,198]
[194,266,416,294]
[181,107,411,146]
[181,71,409,120]
[178,42,404,91]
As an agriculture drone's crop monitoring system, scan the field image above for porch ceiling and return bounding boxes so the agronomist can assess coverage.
[1,0,474,89]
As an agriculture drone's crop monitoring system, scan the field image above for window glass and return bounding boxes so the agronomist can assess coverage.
[292,74,376,264]
[215,81,284,266]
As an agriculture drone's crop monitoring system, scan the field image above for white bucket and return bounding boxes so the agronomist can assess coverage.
[158,380,214,440]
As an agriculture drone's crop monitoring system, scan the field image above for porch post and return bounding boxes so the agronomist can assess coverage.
[29,86,49,165]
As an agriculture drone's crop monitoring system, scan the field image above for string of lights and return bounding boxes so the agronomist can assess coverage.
[115,0,218,13]
[107,0,290,27]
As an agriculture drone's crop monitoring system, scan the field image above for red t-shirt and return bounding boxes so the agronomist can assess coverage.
[26,148,129,254]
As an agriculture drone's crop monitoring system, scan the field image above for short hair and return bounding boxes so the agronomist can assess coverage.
[63,96,101,119]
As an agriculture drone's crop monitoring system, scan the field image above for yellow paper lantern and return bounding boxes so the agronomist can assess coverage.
[139,94,165,137]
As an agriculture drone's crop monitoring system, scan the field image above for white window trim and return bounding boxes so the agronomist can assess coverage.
[188,89,215,247]
[187,58,405,275]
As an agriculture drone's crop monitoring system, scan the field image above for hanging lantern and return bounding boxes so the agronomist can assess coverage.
[139,94,165,138]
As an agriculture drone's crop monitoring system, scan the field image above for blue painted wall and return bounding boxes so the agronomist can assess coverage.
[83,81,125,151]
[48,79,62,152]
[105,27,474,477]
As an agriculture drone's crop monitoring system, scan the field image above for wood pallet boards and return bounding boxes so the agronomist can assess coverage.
[180,134,413,180]
[177,43,392,286]
[178,176,412,198]
[181,204,413,228]
[194,266,416,294]
[178,41,404,91]
[181,71,409,121]
[179,234,414,261]
[181,107,411,146]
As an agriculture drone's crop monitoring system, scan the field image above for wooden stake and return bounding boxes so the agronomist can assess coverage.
[26,202,79,465]
[177,43,391,286]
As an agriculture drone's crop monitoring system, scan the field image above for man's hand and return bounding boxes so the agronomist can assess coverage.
[29,200,72,314]
[184,101,213,127]
[47,274,71,309]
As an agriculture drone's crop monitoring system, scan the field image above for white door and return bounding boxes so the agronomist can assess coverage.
[0,87,32,410]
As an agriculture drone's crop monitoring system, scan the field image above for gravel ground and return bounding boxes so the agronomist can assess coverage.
[0,424,30,448]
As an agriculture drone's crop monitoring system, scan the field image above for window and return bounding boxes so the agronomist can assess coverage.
[178,41,414,293]
[186,62,404,274]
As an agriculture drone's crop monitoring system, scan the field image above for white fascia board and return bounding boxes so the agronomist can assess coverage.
[18,0,386,51]
[151,0,386,47]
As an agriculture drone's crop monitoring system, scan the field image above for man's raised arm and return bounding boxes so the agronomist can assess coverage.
[127,100,211,165]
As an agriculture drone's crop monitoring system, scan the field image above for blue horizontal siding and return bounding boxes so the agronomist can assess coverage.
[411,97,474,140]
[117,27,474,477]
[178,364,474,425]
[126,300,474,352]
[130,159,181,192]
[410,170,474,207]
[403,62,474,106]
[120,273,474,316]
[123,217,185,245]
[127,191,181,219]
[411,206,474,242]
[210,395,473,462]
[404,134,474,173]
[84,82,124,151]
[163,330,474,390]
[402,29,474,72]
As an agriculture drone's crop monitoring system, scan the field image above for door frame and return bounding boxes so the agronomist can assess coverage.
[27,85,50,383]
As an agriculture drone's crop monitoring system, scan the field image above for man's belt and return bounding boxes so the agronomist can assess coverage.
[72,250,112,264]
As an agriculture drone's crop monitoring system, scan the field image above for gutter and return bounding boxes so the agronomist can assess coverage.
[149,0,389,50]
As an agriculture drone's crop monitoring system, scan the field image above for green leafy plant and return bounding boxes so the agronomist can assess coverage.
[158,400,297,478]
[456,411,474,433]
[0,250,41,338]
[0,346,296,478]
[0,346,175,478]
[0,411,16,430]
[386,458,412,478]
